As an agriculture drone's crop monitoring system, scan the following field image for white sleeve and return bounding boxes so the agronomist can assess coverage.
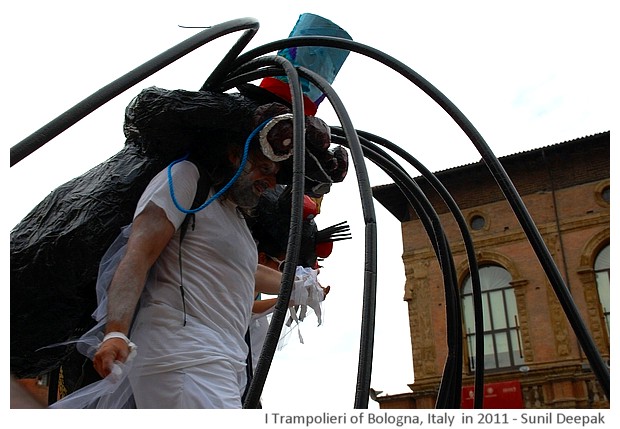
[134,160,200,230]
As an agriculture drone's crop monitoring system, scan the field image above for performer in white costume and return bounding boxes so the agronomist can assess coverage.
[94,140,284,408]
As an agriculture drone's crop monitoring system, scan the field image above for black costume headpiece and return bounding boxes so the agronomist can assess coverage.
[248,185,351,268]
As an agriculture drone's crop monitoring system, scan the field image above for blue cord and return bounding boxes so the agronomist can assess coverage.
[167,117,274,214]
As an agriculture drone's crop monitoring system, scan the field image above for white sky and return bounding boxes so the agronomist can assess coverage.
[3,0,616,418]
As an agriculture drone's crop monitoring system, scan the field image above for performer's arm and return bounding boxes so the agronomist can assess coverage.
[254,264,283,295]
[93,202,175,378]
[252,298,279,315]
[254,265,332,299]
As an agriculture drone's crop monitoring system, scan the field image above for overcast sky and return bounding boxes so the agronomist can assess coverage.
[4,0,615,417]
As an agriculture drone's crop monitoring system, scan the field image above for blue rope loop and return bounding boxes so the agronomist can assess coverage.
[167,117,276,214]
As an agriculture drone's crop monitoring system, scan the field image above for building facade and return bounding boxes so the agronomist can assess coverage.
[372,132,610,409]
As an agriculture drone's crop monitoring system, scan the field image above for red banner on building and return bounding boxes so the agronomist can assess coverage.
[461,380,524,409]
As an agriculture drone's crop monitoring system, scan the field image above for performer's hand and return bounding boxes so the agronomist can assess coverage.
[93,338,130,378]
[321,284,331,299]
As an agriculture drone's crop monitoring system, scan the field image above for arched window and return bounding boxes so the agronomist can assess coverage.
[462,265,524,372]
[594,244,610,334]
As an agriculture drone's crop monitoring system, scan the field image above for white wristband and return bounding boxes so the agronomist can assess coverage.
[102,331,130,344]
[100,331,137,352]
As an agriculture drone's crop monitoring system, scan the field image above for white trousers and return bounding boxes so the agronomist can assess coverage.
[129,356,246,408]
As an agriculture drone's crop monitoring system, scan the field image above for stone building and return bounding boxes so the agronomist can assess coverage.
[371,131,610,409]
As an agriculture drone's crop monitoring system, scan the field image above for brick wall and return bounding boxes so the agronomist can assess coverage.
[373,132,610,409]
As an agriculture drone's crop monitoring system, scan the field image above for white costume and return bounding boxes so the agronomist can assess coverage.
[51,161,258,409]
[128,160,258,408]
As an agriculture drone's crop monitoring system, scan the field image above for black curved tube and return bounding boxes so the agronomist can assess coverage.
[200,24,261,91]
[233,35,610,399]
[337,128,485,408]
[215,59,376,407]
[220,56,378,408]
[287,67,378,409]
[238,56,306,409]
[333,131,464,408]
[10,18,260,167]
[354,138,462,408]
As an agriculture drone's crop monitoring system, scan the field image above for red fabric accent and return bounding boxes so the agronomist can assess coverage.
[259,77,318,115]
[315,241,334,258]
